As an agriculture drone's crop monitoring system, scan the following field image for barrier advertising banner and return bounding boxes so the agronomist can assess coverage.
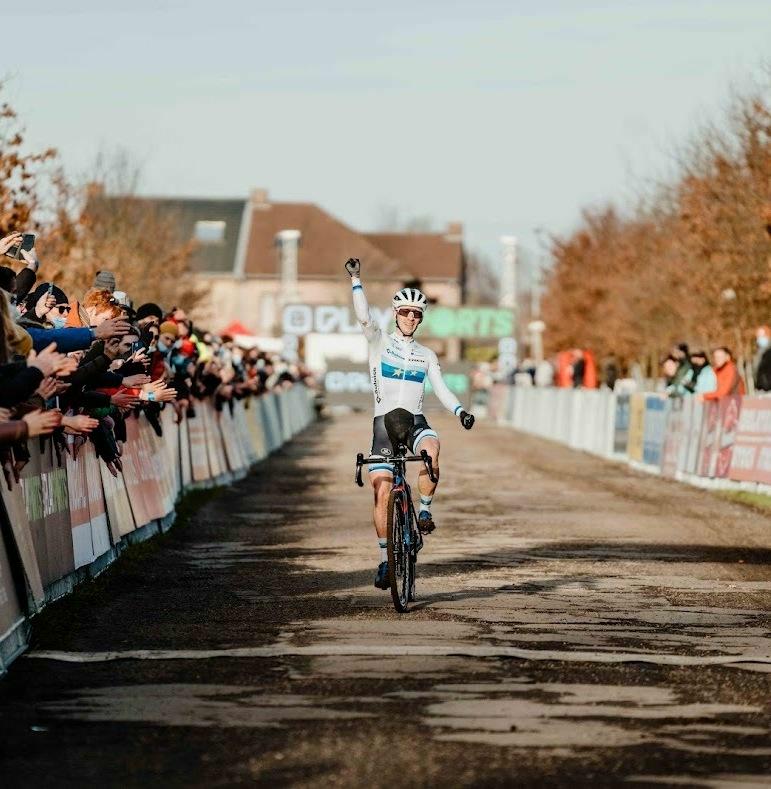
[614,395,630,454]
[161,408,182,499]
[715,395,741,478]
[100,461,136,538]
[728,397,771,483]
[202,405,227,479]
[0,484,44,606]
[219,407,246,474]
[0,386,315,673]
[0,529,23,649]
[661,397,686,478]
[119,421,151,528]
[627,394,645,462]
[179,410,192,489]
[642,396,667,467]
[21,444,74,587]
[684,399,704,474]
[698,401,721,478]
[66,444,92,568]
[188,410,211,482]
[83,443,112,553]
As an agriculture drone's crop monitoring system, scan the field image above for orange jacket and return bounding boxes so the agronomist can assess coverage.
[702,360,745,400]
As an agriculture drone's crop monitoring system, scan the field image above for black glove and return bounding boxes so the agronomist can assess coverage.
[344,258,361,278]
[459,410,475,430]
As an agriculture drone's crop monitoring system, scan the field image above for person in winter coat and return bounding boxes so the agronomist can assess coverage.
[685,351,717,395]
[753,326,771,391]
[700,347,746,401]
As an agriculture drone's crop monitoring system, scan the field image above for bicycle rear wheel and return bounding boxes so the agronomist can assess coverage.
[387,489,411,612]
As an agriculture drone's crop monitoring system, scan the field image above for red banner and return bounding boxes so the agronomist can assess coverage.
[698,402,721,478]
[715,395,742,478]
[728,397,771,483]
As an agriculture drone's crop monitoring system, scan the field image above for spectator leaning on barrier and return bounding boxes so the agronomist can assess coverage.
[664,354,695,397]
[662,356,679,395]
[753,326,771,392]
[0,227,314,488]
[684,350,717,395]
[700,347,746,401]
[670,342,693,392]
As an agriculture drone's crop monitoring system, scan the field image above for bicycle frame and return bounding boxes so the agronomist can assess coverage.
[355,448,436,611]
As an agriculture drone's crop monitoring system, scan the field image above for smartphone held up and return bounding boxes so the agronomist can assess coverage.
[3,233,35,260]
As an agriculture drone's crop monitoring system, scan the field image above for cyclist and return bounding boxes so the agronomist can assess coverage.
[344,257,475,589]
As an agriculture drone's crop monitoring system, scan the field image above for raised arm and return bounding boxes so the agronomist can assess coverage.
[345,258,381,343]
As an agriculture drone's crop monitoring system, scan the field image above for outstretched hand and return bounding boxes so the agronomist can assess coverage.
[344,258,361,278]
[459,410,475,430]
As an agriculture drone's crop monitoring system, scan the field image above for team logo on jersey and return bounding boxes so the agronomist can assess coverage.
[381,361,425,382]
[380,448,392,456]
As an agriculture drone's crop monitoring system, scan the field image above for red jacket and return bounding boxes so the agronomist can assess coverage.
[702,360,745,400]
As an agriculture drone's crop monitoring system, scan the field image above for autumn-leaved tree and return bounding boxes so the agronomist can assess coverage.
[541,74,771,372]
[0,86,201,312]
[0,85,57,236]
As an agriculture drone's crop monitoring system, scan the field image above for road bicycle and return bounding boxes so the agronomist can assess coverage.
[355,409,437,612]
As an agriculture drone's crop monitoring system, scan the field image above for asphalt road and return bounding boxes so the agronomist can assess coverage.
[1,411,770,788]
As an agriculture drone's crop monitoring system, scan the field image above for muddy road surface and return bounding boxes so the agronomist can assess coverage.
[1,411,770,787]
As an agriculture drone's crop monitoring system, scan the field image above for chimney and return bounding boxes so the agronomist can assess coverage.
[250,188,270,210]
[499,235,517,310]
[445,221,463,243]
[275,229,301,304]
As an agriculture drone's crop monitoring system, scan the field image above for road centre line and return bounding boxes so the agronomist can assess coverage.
[25,645,771,668]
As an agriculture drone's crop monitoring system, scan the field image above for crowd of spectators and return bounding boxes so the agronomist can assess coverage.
[0,231,313,486]
[471,338,771,402]
[663,343,746,400]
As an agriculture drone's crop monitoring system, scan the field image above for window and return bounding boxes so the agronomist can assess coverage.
[194,220,226,244]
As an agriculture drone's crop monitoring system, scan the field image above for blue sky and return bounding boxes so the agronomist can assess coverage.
[2,1,769,274]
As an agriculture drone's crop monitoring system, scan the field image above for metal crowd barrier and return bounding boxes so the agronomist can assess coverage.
[489,383,771,494]
[0,385,316,674]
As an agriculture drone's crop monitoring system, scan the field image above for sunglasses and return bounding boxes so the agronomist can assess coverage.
[396,308,423,320]
[55,305,72,314]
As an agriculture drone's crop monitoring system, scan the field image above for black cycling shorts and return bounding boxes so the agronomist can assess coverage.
[368,414,438,475]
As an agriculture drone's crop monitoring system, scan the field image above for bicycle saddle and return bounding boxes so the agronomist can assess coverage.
[384,408,414,457]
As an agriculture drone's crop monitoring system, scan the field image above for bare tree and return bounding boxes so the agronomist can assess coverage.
[374,203,435,232]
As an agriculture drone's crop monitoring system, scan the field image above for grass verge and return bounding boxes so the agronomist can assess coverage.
[716,489,771,513]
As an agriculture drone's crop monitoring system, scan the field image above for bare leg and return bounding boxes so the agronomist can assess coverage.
[370,473,392,539]
[416,437,440,499]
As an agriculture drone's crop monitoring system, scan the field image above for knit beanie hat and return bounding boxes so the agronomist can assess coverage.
[26,282,68,309]
[137,302,163,322]
[93,270,116,292]
[159,321,178,337]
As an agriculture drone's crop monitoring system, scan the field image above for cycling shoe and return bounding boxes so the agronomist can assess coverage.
[374,561,389,590]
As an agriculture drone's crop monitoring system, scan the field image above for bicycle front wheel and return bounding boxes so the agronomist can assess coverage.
[387,489,411,612]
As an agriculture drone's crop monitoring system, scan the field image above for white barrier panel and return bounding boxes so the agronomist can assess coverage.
[497,386,617,460]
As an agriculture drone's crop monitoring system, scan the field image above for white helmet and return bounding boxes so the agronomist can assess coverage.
[392,287,428,313]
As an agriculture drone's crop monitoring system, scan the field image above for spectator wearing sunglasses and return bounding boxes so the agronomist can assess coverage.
[19,282,130,353]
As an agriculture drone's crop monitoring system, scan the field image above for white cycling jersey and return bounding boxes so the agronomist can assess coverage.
[351,278,463,419]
